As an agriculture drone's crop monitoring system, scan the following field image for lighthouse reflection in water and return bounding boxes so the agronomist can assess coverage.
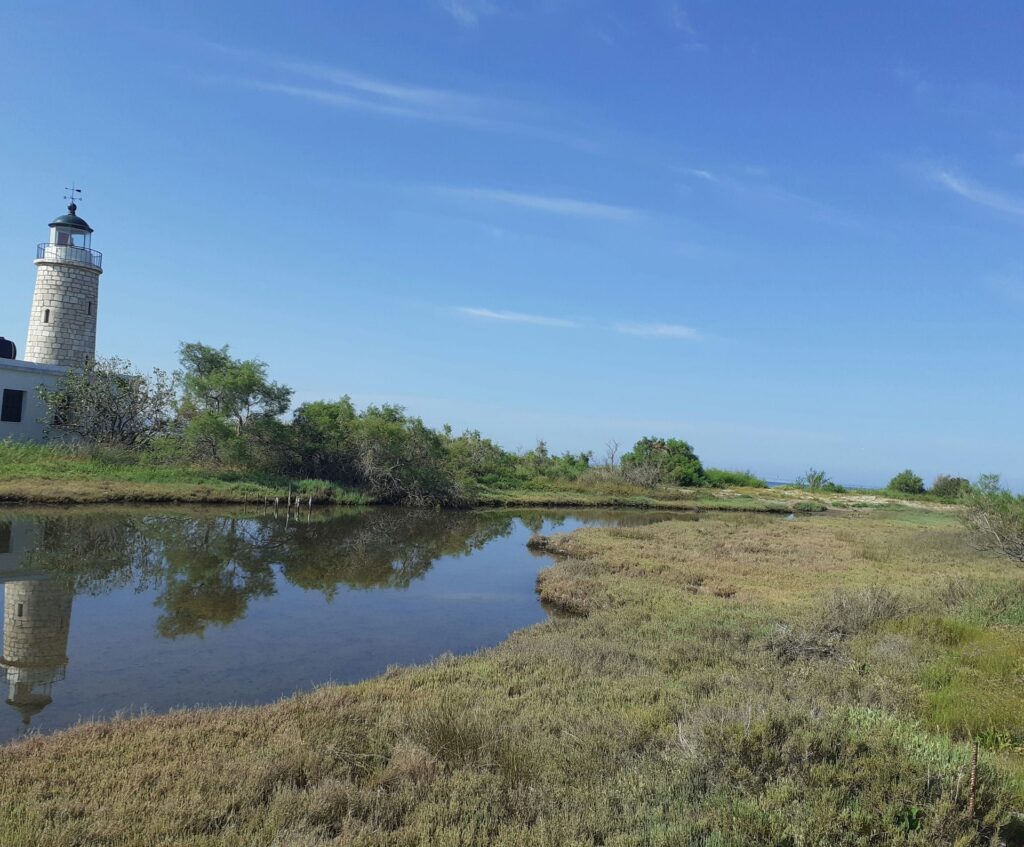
[0,521,72,730]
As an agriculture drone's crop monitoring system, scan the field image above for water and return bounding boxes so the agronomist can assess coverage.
[0,505,682,743]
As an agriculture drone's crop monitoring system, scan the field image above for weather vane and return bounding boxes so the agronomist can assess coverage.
[64,184,83,208]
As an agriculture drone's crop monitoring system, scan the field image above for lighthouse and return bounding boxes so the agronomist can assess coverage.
[24,192,103,367]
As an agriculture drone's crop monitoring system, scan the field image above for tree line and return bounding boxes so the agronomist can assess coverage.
[37,343,756,506]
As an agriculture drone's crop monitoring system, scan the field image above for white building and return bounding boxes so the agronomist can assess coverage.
[0,200,103,442]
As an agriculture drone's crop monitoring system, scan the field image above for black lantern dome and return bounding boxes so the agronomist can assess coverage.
[48,202,93,234]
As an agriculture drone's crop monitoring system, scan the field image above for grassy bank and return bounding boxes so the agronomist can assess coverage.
[0,441,811,511]
[1,506,1022,845]
[0,442,364,505]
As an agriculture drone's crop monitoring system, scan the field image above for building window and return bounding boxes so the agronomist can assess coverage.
[16,604,23,618]
[88,301,93,316]
[43,308,50,323]
[1,389,25,423]
[0,522,10,555]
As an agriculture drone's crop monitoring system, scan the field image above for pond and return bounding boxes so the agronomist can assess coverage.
[0,505,686,743]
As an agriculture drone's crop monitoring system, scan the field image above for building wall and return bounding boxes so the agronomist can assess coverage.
[25,259,100,367]
[0,359,64,442]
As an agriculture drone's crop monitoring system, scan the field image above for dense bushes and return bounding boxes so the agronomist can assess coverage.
[889,469,926,495]
[40,343,745,505]
[621,436,705,486]
[931,475,971,499]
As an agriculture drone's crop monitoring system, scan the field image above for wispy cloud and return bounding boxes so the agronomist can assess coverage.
[239,80,441,121]
[439,0,498,27]
[456,309,707,339]
[667,3,706,50]
[678,166,856,224]
[203,42,595,149]
[439,186,638,221]
[930,169,1024,218]
[457,307,578,328]
[682,167,718,182]
[614,322,702,340]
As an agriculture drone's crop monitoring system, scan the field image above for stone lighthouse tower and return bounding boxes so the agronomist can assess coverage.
[25,194,102,367]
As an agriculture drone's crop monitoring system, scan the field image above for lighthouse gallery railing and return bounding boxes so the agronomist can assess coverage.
[36,243,103,269]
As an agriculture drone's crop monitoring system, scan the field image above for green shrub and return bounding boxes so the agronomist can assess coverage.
[621,436,705,487]
[930,475,971,499]
[705,468,766,488]
[888,469,925,495]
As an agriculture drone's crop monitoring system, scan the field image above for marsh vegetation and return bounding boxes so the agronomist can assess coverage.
[1,506,1021,845]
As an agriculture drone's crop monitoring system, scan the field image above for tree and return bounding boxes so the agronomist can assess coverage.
[178,342,291,435]
[38,356,179,449]
[177,342,292,464]
[291,397,360,481]
[888,469,925,495]
[621,437,705,487]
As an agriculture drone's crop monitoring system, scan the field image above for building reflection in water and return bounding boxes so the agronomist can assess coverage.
[0,520,73,728]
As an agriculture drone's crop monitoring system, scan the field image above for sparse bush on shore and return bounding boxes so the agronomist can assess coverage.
[795,467,846,493]
[962,486,1024,565]
[705,468,767,488]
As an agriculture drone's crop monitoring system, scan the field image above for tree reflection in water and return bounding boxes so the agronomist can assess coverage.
[15,508,518,639]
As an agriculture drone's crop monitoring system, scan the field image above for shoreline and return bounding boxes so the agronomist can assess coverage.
[0,477,847,512]
[0,504,1019,845]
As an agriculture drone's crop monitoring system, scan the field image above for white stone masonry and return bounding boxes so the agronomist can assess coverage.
[24,259,101,367]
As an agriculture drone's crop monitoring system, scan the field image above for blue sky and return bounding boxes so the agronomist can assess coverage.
[2,1,1022,487]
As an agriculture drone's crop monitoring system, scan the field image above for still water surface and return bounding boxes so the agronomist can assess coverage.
[0,506,681,743]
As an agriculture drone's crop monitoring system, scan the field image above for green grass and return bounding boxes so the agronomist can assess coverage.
[0,441,367,504]
[0,506,1021,845]
[0,441,830,512]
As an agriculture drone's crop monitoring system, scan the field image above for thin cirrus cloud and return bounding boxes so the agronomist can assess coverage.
[438,186,639,221]
[204,42,595,150]
[678,166,856,224]
[614,322,702,340]
[457,307,579,328]
[457,308,704,340]
[930,169,1024,219]
[438,0,498,27]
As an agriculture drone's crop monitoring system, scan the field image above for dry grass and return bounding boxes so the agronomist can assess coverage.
[0,507,1022,845]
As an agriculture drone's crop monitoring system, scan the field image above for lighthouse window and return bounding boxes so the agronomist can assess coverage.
[1,390,25,423]
[88,301,93,316]
[44,308,50,324]
[16,604,23,618]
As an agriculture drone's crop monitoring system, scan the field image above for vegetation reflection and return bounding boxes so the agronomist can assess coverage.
[12,509,522,638]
